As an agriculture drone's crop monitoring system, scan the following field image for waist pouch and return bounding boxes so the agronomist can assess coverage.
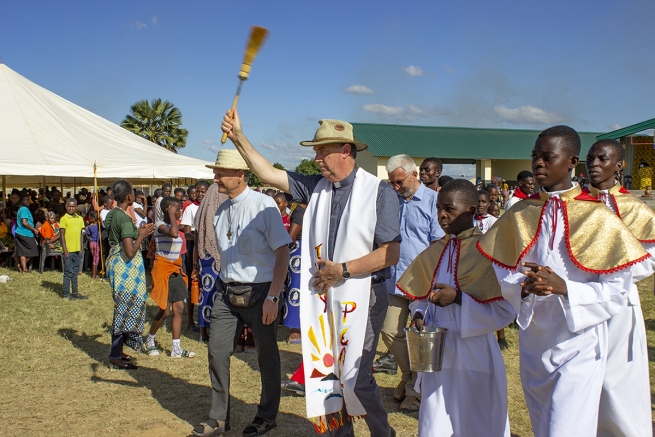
[226,283,267,308]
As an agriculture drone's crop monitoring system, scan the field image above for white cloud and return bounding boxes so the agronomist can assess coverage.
[152,16,158,25]
[363,103,447,121]
[493,105,565,125]
[259,142,275,151]
[608,123,622,131]
[201,139,219,153]
[345,85,374,95]
[404,65,424,77]
[131,21,148,30]
[363,103,405,116]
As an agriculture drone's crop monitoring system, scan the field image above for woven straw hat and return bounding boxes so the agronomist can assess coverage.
[206,149,250,170]
[300,119,368,151]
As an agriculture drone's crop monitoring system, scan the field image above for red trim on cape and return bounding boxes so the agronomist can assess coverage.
[619,187,631,194]
[573,191,601,202]
[475,202,548,270]
[513,188,530,199]
[561,202,650,274]
[395,236,449,301]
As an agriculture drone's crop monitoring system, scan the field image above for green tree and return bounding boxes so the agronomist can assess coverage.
[249,172,263,187]
[121,98,189,153]
[295,159,320,175]
[273,162,285,170]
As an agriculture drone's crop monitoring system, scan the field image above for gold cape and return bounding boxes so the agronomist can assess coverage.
[396,227,503,303]
[476,185,649,274]
[586,183,655,243]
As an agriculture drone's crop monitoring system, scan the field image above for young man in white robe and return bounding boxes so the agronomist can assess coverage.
[396,179,515,437]
[477,125,650,437]
[584,139,655,437]
[473,189,498,234]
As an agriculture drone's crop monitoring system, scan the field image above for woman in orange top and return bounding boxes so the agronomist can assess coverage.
[39,212,62,252]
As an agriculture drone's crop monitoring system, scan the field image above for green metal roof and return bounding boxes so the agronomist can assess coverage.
[351,123,601,159]
[596,117,655,140]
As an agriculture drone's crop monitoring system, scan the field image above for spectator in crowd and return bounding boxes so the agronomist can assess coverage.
[174,187,185,200]
[15,194,39,273]
[488,201,500,218]
[192,149,290,437]
[40,211,62,253]
[418,157,443,192]
[85,211,101,279]
[282,201,306,344]
[60,198,86,300]
[154,183,172,223]
[48,190,66,218]
[438,175,454,187]
[184,186,197,211]
[504,171,535,210]
[143,197,195,358]
[376,154,443,413]
[274,192,290,231]
[191,183,229,343]
[105,179,155,369]
[220,111,400,437]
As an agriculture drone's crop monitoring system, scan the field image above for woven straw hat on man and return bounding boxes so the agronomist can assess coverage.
[207,149,250,170]
[300,119,368,151]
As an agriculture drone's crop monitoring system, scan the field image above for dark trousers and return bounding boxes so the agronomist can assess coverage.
[110,333,129,359]
[62,251,81,297]
[207,280,280,424]
[329,282,392,437]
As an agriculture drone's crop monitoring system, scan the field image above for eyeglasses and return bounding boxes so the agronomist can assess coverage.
[387,173,410,187]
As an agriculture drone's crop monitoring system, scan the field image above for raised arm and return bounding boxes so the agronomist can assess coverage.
[221,108,290,193]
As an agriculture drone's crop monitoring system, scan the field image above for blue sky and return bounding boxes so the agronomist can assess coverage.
[2,0,654,174]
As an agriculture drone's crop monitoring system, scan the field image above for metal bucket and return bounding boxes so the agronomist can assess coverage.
[405,326,447,372]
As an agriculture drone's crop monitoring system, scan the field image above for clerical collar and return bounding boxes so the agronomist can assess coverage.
[332,166,358,189]
[540,181,579,198]
[230,186,251,204]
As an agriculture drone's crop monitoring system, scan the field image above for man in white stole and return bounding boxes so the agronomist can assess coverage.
[220,112,401,437]
[585,139,655,437]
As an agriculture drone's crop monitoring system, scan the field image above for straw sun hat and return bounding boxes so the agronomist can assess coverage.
[300,119,368,151]
[206,149,250,170]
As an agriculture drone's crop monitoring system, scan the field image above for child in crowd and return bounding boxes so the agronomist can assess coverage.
[473,190,498,234]
[40,211,62,252]
[397,179,514,437]
[478,125,650,436]
[143,197,195,358]
[274,192,290,231]
[85,211,101,279]
[60,198,87,300]
[584,139,655,436]
[488,201,500,218]
[486,184,501,206]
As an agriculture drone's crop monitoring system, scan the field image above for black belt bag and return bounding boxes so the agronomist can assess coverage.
[225,282,268,308]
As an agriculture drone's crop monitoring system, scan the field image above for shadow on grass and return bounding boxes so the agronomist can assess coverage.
[58,328,316,435]
[42,280,64,297]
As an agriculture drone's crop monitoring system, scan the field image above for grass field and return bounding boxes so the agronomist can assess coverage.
[0,267,653,437]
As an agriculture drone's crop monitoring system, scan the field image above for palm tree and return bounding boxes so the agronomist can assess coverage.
[121,98,189,153]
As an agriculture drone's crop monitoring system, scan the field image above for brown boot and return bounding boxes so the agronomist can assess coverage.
[393,378,407,403]
[399,395,420,413]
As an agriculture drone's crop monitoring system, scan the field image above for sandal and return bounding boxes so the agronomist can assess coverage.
[192,419,230,437]
[142,344,160,356]
[170,349,195,358]
[242,417,277,436]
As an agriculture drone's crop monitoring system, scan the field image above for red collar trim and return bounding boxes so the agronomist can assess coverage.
[513,189,530,199]
[619,187,631,194]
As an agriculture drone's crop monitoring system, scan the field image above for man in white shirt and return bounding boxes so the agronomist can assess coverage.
[504,171,535,210]
[193,150,290,437]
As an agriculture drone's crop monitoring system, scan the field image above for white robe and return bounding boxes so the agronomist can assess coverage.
[596,190,654,437]
[412,236,515,437]
[491,185,635,437]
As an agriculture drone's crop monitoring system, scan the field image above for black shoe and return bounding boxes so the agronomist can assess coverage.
[281,380,305,396]
[111,361,138,370]
[498,338,509,350]
[70,294,88,301]
[373,352,398,375]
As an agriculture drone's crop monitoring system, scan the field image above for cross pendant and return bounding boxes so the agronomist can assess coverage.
[227,231,232,239]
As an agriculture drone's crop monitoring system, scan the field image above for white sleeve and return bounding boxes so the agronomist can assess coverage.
[632,244,655,283]
[409,299,429,318]
[562,269,632,333]
[459,294,515,338]
[180,206,195,228]
[491,264,529,328]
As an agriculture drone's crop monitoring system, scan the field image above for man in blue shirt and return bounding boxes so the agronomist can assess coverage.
[379,154,444,413]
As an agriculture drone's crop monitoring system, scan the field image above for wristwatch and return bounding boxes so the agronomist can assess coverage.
[266,295,279,303]
[342,263,351,279]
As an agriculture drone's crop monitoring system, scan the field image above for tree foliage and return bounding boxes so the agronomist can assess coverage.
[249,172,263,187]
[121,98,189,153]
[273,162,285,170]
[295,159,320,175]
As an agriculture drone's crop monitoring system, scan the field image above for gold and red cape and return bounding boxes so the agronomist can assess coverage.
[396,227,503,303]
[476,185,648,274]
[583,183,655,243]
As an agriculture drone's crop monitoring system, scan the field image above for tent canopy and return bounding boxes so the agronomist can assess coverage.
[0,63,215,186]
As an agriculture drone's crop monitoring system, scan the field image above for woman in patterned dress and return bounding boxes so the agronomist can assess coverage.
[104,180,155,369]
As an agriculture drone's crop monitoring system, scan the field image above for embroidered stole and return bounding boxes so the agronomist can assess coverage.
[300,168,379,432]
[396,227,502,303]
[477,185,648,273]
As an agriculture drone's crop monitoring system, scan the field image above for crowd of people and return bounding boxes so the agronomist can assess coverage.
[6,113,654,437]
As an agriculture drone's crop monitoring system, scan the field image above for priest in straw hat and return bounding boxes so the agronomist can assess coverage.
[221,109,400,437]
[193,149,291,437]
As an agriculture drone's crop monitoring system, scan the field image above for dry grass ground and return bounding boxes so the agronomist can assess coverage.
[0,267,653,437]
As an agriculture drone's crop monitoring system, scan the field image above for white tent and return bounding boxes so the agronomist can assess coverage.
[0,63,215,187]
